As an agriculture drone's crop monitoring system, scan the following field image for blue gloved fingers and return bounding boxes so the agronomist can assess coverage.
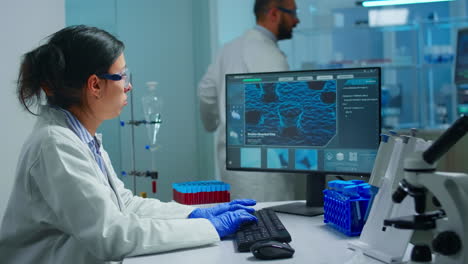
[188,200,256,219]
[188,203,232,219]
[235,209,258,224]
[225,210,258,235]
[228,204,255,213]
[208,203,231,216]
[229,199,257,206]
[210,203,255,216]
[208,210,258,238]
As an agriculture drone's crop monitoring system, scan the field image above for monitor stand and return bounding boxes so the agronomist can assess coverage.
[264,173,325,217]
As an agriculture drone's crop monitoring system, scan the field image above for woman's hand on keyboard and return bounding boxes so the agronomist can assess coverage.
[208,209,258,238]
[188,199,257,219]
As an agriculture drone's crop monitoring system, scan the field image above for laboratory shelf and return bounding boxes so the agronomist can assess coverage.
[291,16,468,130]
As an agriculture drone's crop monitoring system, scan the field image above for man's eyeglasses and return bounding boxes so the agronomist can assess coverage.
[276,6,298,18]
[98,67,131,88]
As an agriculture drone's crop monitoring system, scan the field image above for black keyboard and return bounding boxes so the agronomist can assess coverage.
[234,209,292,252]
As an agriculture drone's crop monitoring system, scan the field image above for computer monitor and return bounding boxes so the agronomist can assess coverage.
[225,67,381,216]
[455,28,468,114]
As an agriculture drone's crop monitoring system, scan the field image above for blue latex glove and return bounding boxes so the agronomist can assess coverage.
[208,209,258,238]
[189,199,256,219]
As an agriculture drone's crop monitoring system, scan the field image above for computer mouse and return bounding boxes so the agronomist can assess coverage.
[250,240,295,260]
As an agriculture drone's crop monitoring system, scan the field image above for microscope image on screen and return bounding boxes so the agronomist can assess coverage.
[240,148,262,168]
[227,105,245,145]
[267,148,289,169]
[295,149,318,170]
[244,80,337,147]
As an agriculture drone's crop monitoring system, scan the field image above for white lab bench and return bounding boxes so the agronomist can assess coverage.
[123,201,364,264]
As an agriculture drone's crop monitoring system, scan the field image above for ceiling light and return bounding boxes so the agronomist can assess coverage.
[359,0,455,7]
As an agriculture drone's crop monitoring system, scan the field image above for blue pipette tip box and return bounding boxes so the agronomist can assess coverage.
[323,180,372,236]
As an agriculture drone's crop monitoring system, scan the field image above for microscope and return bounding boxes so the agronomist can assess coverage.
[384,115,468,263]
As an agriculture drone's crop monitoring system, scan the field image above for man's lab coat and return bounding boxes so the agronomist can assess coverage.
[198,27,305,202]
[0,106,219,264]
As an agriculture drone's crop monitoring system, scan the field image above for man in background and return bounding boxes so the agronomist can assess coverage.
[198,0,303,201]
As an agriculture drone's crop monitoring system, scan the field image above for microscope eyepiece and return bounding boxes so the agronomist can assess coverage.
[423,115,468,165]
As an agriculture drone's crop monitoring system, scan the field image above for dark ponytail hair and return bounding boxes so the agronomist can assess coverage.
[17,25,125,115]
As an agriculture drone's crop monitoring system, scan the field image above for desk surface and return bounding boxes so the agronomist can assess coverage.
[124,201,360,264]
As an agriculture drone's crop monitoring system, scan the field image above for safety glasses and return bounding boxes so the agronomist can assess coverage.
[98,67,131,88]
[277,6,298,18]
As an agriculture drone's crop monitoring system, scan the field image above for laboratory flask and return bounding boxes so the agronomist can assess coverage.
[142,81,163,151]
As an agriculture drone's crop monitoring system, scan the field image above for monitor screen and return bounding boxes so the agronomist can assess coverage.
[455,28,468,85]
[225,67,381,177]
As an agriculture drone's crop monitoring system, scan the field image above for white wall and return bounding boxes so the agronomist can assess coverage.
[0,0,64,221]
[215,0,256,49]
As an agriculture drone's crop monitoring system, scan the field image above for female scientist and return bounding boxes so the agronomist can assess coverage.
[0,25,257,264]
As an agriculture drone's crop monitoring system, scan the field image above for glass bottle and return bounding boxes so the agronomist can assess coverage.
[141,81,163,151]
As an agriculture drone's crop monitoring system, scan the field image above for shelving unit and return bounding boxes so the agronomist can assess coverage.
[290,16,468,130]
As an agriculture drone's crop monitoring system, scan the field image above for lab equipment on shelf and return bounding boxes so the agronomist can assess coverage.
[423,45,455,64]
[234,209,292,252]
[292,17,468,130]
[172,181,230,205]
[323,180,372,236]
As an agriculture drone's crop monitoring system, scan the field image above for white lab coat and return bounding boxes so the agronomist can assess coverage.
[0,106,219,264]
[198,27,306,202]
